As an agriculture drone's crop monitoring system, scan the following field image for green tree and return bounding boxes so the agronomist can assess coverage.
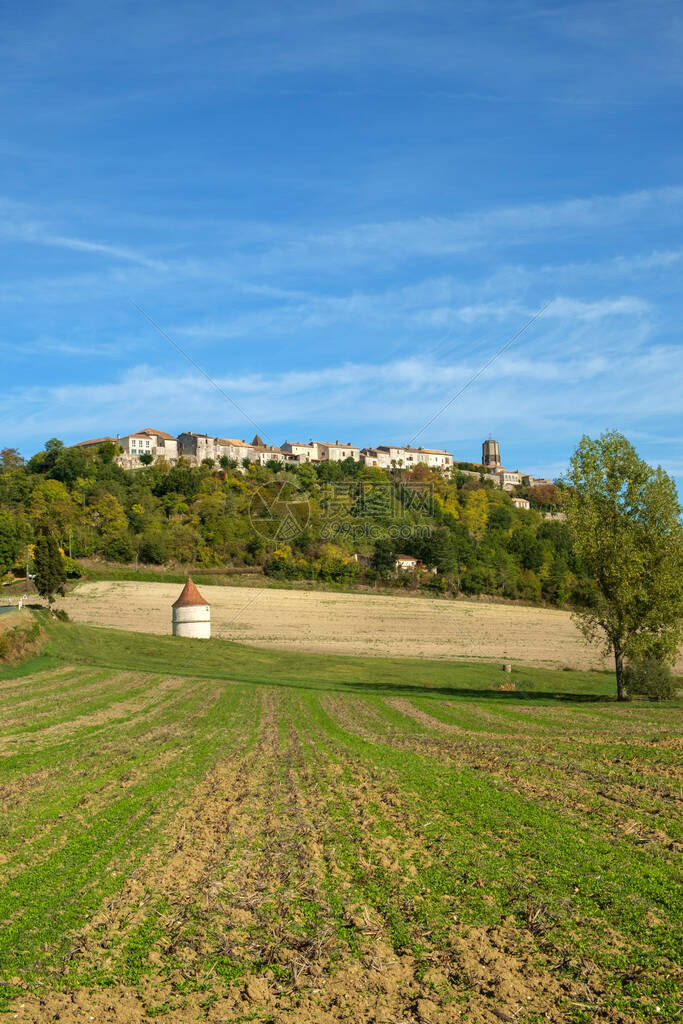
[462,488,489,541]
[423,527,458,574]
[33,531,67,605]
[0,448,24,469]
[566,432,683,700]
[297,462,318,492]
[371,538,396,577]
[0,509,29,574]
[97,441,118,464]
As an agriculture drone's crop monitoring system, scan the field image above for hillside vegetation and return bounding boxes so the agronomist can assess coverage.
[1,441,580,605]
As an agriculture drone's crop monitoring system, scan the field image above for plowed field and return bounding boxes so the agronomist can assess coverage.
[0,620,680,1023]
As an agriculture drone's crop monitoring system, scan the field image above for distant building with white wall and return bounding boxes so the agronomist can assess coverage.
[115,428,178,466]
[511,496,530,510]
[374,445,453,470]
[250,435,289,465]
[395,554,419,571]
[490,469,523,491]
[172,578,211,639]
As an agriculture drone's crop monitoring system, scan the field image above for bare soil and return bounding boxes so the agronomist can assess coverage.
[58,580,649,671]
[11,691,577,1024]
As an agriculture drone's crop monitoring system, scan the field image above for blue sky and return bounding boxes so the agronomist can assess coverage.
[1,0,682,489]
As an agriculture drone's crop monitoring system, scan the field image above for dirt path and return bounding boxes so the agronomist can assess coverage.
[60,580,637,670]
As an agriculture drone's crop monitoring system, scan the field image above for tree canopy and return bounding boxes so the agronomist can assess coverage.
[566,431,683,700]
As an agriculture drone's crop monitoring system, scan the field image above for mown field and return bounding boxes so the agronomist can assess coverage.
[61,579,623,670]
[0,618,680,1023]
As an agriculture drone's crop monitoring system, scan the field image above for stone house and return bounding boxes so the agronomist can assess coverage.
[177,432,221,463]
[405,446,453,470]
[489,468,522,491]
[216,438,254,463]
[280,441,319,462]
[249,435,289,465]
[522,475,552,487]
[316,441,360,462]
[359,448,392,469]
[374,445,453,470]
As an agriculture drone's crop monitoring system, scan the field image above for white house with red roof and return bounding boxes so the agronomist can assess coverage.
[117,428,178,463]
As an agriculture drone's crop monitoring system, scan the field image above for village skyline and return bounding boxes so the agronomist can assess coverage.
[48,427,548,483]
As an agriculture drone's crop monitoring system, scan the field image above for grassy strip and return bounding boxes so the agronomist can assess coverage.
[35,616,617,700]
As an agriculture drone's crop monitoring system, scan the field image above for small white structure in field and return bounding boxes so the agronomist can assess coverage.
[172,578,211,639]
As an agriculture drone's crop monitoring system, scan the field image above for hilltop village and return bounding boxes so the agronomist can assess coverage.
[1,426,574,605]
[75,428,552,502]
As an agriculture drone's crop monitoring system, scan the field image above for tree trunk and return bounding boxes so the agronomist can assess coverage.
[614,644,628,701]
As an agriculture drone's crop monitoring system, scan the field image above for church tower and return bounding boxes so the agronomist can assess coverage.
[482,439,501,469]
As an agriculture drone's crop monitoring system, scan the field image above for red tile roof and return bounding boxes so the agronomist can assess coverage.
[172,578,210,607]
[139,427,177,440]
[73,437,117,447]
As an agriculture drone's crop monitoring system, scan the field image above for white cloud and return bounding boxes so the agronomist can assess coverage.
[3,185,683,289]
[4,332,680,456]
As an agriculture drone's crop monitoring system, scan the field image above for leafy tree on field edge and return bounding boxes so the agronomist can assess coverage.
[566,431,683,701]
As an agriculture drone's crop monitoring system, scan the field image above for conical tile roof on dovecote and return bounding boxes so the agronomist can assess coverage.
[172,578,210,608]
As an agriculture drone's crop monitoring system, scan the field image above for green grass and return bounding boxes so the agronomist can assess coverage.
[0,613,679,1022]
[80,567,257,586]
[39,614,617,701]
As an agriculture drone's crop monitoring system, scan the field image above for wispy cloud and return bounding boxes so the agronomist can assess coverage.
[3,186,683,285]
[0,198,167,270]
[4,330,680,456]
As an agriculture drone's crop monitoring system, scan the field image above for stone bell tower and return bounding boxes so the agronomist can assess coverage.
[482,438,501,469]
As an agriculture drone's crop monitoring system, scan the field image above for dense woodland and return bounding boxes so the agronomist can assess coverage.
[0,439,590,605]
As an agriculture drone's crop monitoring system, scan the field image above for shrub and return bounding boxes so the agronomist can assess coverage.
[62,555,84,578]
[100,533,136,563]
[138,531,169,565]
[0,618,41,661]
[623,658,676,701]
